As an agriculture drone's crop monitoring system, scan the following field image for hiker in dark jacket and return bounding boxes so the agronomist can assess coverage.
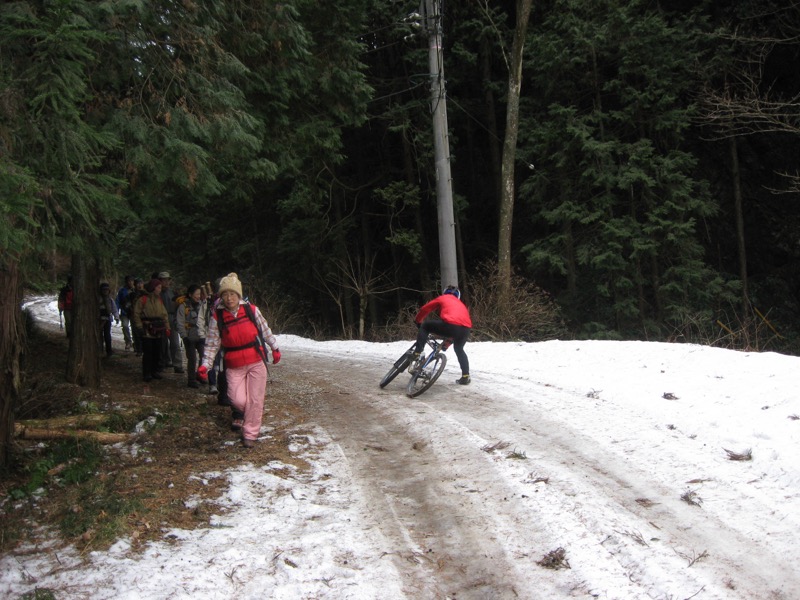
[116,275,136,351]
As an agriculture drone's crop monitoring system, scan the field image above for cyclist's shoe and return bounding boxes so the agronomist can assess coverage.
[408,352,422,373]
[455,374,471,385]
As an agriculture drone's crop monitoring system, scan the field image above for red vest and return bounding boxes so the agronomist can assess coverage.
[219,306,261,368]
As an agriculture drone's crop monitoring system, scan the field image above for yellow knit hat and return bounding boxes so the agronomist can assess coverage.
[218,272,243,298]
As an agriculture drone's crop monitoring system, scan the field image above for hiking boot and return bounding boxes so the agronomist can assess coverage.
[455,375,471,385]
[242,438,256,449]
[209,385,218,395]
[408,352,422,373]
[231,418,243,432]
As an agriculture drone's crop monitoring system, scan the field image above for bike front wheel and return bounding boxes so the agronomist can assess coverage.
[380,349,414,388]
[406,352,447,397]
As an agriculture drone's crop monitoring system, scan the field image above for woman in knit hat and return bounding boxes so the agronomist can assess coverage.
[198,273,281,448]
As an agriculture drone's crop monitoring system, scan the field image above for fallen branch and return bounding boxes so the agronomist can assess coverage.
[14,425,129,444]
[16,414,114,430]
[723,447,752,461]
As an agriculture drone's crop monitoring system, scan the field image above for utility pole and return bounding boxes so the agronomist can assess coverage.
[421,0,458,289]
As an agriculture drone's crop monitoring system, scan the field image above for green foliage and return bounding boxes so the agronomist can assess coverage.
[374,181,424,261]
[10,439,103,497]
[3,0,798,344]
[0,160,40,265]
[518,0,724,336]
[59,475,143,543]
[0,0,130,380]
[20,590,57,600]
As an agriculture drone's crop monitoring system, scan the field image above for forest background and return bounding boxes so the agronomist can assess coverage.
[2,1,800,463]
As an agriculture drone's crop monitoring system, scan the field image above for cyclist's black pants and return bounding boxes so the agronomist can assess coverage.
[414,319,471,376]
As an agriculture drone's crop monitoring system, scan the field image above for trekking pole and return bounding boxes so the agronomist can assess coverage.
[716,319,734,336]
[754,307,784,339]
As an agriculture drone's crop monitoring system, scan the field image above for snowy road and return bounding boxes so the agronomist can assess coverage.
[288,342,800,600]
[4,297,800,599]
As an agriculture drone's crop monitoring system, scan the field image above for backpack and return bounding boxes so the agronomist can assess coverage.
[118,288,133,314]
[58,286,73,311]
[215,303,268,366]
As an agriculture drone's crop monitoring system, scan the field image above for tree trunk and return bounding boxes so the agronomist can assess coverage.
[65,253,102,387]
[730,137,749,316]
[563,192,577,300]
[498,0,534,296]
[0,261,23,468]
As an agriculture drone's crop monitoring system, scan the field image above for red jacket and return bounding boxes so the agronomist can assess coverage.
[219,307,262,368]
[415,294,472,328]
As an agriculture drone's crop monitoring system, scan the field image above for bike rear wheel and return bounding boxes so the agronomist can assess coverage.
[380,348,414,388]
[406,352,447,397]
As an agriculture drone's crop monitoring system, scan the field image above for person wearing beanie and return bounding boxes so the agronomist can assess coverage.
[217,272,243,298]
[133,279,170,382]
[198,273,281,449]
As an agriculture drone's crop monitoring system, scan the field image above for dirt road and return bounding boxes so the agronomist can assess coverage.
[285,349,799,600]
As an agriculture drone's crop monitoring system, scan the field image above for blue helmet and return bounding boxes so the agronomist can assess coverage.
[442,285,461,300]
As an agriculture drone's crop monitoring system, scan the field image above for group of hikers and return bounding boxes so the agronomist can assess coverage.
[57,271,281,448]
[56,273,473,448]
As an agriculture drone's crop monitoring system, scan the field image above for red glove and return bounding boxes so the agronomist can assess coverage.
[272,349,281,364]
[166,329,171,338]
[197,365,208,382]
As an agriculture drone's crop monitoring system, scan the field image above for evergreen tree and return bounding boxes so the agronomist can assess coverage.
[519,0,736,336]
[0,0,129,464]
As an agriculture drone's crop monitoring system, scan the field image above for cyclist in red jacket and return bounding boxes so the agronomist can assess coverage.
[412,286,472,385]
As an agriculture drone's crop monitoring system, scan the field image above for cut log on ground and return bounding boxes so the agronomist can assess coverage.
[16,414,113,430]
[14,424,129,444]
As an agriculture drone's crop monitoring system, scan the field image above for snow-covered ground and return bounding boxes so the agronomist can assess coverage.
[2,297,799,599]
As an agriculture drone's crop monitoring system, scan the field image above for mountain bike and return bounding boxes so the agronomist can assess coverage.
[379,334,452,397]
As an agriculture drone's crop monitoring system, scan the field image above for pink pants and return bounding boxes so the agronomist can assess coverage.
[225,360,268,441]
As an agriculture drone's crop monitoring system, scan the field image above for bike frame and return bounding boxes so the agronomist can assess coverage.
[379,334,453,397]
